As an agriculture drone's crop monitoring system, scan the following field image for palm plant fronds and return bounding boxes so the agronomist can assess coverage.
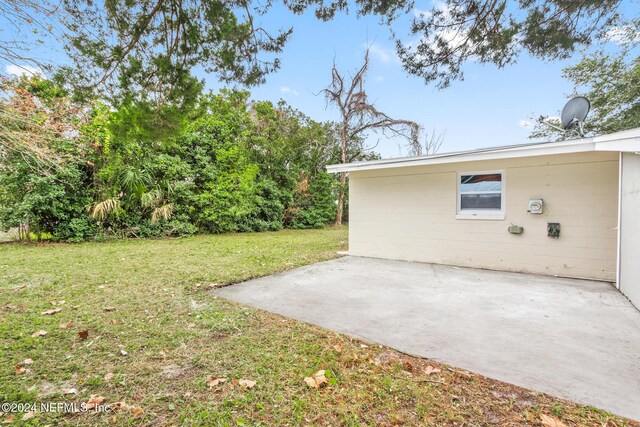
[89,197,120,221]
[151,203,173,223]
[140,188,164,208]
[120,166,151,198]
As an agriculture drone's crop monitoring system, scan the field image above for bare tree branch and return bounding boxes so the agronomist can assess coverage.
[322,48,421,225]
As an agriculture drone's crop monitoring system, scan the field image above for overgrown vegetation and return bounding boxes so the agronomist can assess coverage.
[1,228,637,426]
[0,77,361,242]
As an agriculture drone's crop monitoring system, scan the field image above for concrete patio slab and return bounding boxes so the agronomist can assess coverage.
[213,256,640,420]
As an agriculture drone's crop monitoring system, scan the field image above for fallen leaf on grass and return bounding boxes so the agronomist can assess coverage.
[207,376,227,389]
[120,350,128,356]
[1,415,15,423]
[109,401,143,417]
[41,308,62,315]
[540,414,568,427]
[104,373,114,381]
[15,363,26,375]
[23,358,33,365]
[22,411,35,420]
[304,370,328,389]
[239,379,256,389]
[333,344,343,353]
[403,361,416,373]
[424,366,441,375]
[31,330,47,337]
[85,395,105,409]
[78,330,89,340]
[63,388,78,395]
[103,307,115,312]
[59,321,74,329]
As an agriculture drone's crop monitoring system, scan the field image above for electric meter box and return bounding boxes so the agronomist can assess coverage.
[528,199,543,214]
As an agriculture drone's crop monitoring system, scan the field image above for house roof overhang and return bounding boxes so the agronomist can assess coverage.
[326,127,640,174]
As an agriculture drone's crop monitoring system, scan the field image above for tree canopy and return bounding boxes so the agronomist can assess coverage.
[530,47,640,140]
[396,0,622,88]
[2,1,626,115]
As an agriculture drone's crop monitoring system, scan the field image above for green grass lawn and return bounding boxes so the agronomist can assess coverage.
[0,227,637,426]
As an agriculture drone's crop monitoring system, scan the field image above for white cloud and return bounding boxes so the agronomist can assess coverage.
[5,64,44,77]
[413,8,430,19]
[280,86,299,96]
[404,2,471,60]
[413,0,450,20]
[604,25,640,45]
[367,43,397,64]
[518,120,532,128]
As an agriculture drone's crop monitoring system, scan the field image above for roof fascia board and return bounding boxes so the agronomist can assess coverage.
[327,141,596,173]
[594,136,640,152]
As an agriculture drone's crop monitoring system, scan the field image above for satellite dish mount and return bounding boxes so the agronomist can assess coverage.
[542,96,590,138]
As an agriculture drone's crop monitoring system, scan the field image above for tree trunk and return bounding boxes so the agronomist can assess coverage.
[334,122,349,226]
[24,219,31,242]
[334,171,347,226]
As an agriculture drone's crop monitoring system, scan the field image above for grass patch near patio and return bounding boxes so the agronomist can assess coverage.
[0,227,637,426]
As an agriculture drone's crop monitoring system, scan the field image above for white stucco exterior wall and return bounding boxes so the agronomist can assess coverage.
[348,151,619,281]
[619,152,640,307]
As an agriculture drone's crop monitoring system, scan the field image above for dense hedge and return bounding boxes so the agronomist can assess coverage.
[0,80,354,242]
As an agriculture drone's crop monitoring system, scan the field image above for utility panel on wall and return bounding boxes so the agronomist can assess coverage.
[528,199,543,214]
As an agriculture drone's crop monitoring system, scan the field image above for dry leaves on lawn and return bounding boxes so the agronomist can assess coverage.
[14,363,27,375]
[304,370,328,389]
[104,372,115,382]
[333,344,343,353]
[41,308,62,315]
[78,330,89,340]
[207,376,227,389]
[22,358,33,365]
[424,366,441,375]
[103,307,116,312]
[238,379,256,389]
[59,321,74,329]
[109,401,143,417]
[540,414,568,427]
[31,330,47,337]
[21,411,35,421]
[85,395,106,410]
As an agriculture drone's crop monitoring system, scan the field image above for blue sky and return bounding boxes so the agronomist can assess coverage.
[3,1,638,158]
[207,1,639,157]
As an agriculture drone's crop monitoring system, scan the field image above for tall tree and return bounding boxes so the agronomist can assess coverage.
[2,1,623,102]
[530,47,640,140]
[322,50,420,226]
[396,0,622,88]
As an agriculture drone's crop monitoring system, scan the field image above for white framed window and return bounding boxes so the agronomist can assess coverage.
[456,171,505,220]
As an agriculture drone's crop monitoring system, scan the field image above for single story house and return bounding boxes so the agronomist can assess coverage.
[327,127,640,309]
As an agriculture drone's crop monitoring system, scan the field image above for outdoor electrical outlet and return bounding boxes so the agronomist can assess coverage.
[508,225,524,234]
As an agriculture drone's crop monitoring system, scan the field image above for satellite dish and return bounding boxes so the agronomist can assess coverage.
[561,97,590,134]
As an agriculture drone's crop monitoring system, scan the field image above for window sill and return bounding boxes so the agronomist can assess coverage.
[456,213,505,221]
